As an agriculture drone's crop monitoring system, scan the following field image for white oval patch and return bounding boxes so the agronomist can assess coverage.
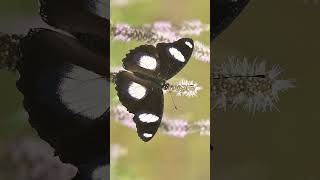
[185,41,193,48]
[169,47,185,62]
[143,133,153,138]
[128,82,146,99]
[138,113,159,123]
[59,65,108,119]
[139,56,157,70]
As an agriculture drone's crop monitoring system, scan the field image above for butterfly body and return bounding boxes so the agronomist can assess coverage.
[115,38,194,142]
[134,72,169,89]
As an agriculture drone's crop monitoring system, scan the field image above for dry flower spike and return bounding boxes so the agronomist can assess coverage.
[212,57,295,112]
[112,104,210,138]
[111,21,210,62]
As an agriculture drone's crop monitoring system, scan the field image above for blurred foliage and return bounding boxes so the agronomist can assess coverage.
[0,0,36,16]
[0,0,37,145]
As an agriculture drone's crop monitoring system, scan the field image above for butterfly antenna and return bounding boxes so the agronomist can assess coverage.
[213,74,266,79]
[169,91,178,110]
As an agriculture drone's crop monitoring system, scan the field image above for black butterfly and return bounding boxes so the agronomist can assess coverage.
[115,38,194,142]
[212,0,250,40]
[16,0,109,179]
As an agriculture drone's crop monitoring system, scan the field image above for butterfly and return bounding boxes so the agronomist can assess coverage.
[115,38,194,142]
[212,0,250,40]
[16,0,109,179]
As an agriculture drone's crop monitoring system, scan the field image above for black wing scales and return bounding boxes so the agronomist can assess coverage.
[156,38,194,80]
[122,45,161,78]
[212,0,249,39]
[115,71,163,142]
[39,0,109,57]
[17,29,109,167]
[39,0,108,37]
[17,1,110,179]
[122,38,194,80]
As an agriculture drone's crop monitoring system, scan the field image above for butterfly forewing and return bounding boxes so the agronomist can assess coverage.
[39,0,108,36]
[115,71,164,141]
[122,45,161,79]
[39,0,109,57]
[156,38,194,80]
[122,38,193,81]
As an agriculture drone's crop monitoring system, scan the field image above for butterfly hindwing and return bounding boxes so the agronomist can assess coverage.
[156,38,194,80]
[17,28,109,166]
[115,71,163,141]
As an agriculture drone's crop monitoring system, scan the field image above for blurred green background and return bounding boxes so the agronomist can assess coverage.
[110,0,210,180]
[0,0,37,146]
[213,1,320,180]
[0,1,43,178]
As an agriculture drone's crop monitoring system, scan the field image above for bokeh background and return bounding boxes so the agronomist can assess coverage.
[110,0,210,180]
[0,1,71,179]
[0,1,82,179]
[213,1,320,180]
[0,1,39,139]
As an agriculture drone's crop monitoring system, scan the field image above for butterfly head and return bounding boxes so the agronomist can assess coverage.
[162,82,170,90]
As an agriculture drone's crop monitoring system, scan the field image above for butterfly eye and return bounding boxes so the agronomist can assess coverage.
[138,113,160,123]
[138,55,157,70]
[128,82,147,99]
[185,41,193,48]
[168,47,185,62]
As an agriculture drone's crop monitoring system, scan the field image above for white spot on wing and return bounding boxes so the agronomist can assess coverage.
[169,47,185,62]
[139,56,157,70]
[143,133,153,138]
[138,113,159,123]
[185,41,193,48]
[59,65,108,119]
[128,82,146,99]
